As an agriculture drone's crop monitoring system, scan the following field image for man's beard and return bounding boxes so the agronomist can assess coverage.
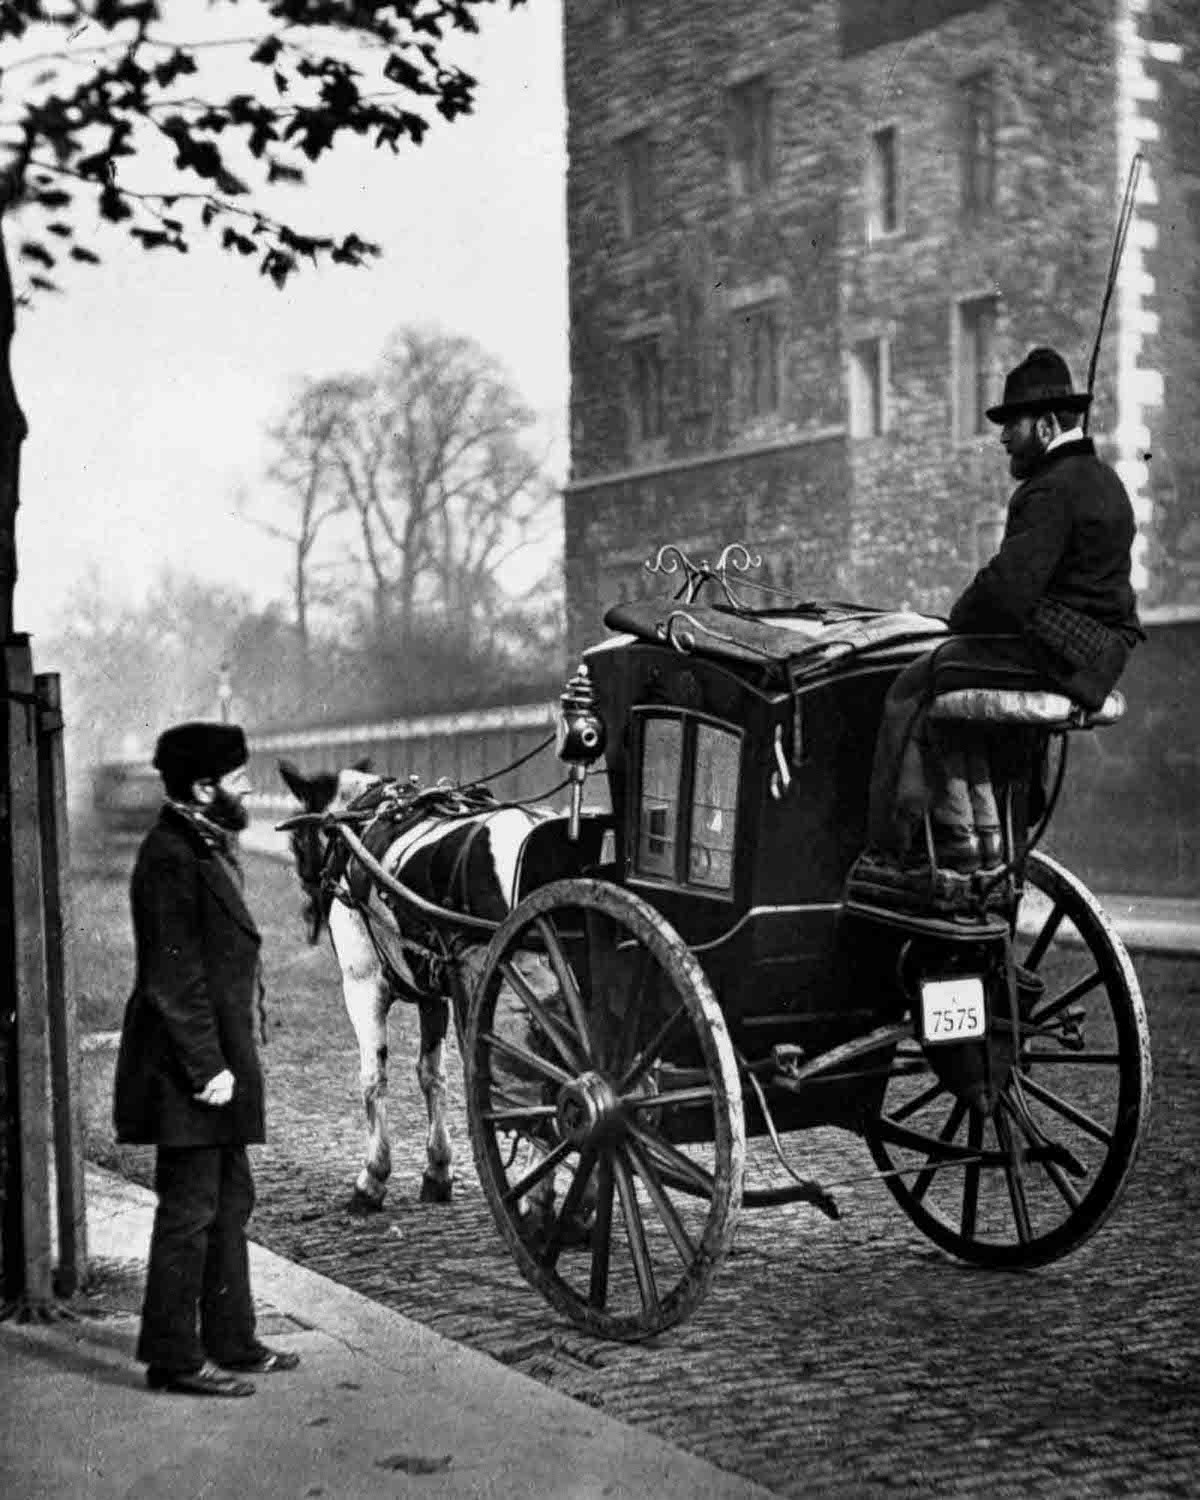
[204,786,250,832]
[1008,430,1046,479]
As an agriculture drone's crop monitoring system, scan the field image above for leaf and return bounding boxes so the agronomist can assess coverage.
[251,35,283,66]
[99,185,133,223]
[19,241,55,268]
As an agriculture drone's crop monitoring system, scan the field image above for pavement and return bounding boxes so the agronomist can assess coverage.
[239,818,1200,958]
[0,1165,772,1500]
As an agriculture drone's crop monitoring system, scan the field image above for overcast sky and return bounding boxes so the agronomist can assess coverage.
[12,0,567,643]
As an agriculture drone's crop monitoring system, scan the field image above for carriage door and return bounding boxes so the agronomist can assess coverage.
[629,709,742,939]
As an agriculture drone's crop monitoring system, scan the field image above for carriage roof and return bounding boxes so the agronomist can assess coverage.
[594,597,948,693]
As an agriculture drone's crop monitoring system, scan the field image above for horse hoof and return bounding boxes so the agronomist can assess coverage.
[419,1174,453,1204]
[346,1188,383,1215]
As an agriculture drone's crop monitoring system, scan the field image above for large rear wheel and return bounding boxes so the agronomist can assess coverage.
[864,850,1151,1267]
[464,878,744,1341]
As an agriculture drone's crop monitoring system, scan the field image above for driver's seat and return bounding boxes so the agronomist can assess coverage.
[927,687,1126,731]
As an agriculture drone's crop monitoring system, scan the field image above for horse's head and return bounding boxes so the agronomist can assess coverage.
[278,757,375,943]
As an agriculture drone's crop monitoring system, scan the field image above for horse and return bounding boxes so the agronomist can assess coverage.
[277,759,564,1213]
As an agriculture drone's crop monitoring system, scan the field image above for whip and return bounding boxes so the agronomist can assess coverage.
[1083,152,1144,434]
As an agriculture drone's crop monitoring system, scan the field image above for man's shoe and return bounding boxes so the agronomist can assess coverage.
[930,825,981,875]
[146,1360,255,1397]
[977,828,1004,870]
[217,1344,301,1374]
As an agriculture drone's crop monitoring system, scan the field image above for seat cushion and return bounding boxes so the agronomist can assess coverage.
[928,687,1125,729]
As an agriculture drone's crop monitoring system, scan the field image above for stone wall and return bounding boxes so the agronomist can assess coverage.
[564,0,1200,647]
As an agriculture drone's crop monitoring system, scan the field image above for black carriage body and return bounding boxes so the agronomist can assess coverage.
[582,600,965,1121]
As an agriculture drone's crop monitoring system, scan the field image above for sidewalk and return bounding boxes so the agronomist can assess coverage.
[0,1166,770,1500]
[241,819,1200,958]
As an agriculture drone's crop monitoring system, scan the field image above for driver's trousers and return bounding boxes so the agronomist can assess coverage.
[867,636,1048,859]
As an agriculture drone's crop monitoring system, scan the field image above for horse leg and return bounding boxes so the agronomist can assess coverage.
[417,995,454,1203]
[331,905,393,1214]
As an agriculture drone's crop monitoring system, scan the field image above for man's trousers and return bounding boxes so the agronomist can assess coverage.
[136,1144,258,1373]
[867,636,1048,858]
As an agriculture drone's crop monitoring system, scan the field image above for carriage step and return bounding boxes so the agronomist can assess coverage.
[843,853,1013,919]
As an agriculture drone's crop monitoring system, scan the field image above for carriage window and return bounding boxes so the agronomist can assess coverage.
[688,725,739,890]
[636,717,683,878]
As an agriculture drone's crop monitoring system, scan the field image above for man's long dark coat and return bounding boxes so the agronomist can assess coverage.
[114,805,265,1146]
[948,436,1142,709]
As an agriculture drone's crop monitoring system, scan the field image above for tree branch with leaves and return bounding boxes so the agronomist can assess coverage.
[0,0,526,636]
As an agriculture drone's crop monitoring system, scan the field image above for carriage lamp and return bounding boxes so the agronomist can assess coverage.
[557,664,607,841]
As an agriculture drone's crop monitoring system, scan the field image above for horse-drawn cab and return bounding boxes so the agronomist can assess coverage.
[281,542,1151,1343]
[452,544,1152,1340]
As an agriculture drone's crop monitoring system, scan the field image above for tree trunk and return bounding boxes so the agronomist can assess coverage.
[0,200,30,1298]
[0,215,29,639]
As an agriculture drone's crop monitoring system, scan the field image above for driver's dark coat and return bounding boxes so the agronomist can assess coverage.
[114,805,265,1146]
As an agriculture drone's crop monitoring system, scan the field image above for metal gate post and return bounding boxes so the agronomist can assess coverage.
[36,671,86,1294]
[4,636,53,1308]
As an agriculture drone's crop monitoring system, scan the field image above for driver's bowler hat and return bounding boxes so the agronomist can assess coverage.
[985,347,1092,424]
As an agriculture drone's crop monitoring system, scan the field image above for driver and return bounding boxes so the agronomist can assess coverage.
[866,346,1143,874]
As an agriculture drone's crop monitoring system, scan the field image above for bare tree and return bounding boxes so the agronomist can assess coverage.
[257,324,559,659]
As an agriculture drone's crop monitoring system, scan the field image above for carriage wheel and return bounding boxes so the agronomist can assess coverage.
[464,878,744,1341]
[864,850,1151,1268]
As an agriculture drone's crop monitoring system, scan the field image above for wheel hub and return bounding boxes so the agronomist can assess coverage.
[556,1071,619,1146]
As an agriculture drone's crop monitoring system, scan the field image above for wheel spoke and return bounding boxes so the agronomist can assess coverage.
[627,1124,717,1199]
[501,1136,574,1208]
[1019,1072,1114,1146]
[890,1077,947,1124]
[481,1029,573,1088]
[610,945,653,1076]
[1030,967,1103,1028]
[1022,900,1065,971]
[481,1102,558,1127]
[1002,1098,1084,1210]
[618,1004,688,1093]
[960,1111,982,1238]
[536,916,595,1064]
[995,1110,1033,1244]
[613,1151,659,1318]
[1022,1049,1121,1066]
[541,1146,597,1270]
[624,1138,697,1264]
[909,1100,967,1205]
[588,1155,615,1309]
[624,1085,716,1112]
[499,957,584,1071]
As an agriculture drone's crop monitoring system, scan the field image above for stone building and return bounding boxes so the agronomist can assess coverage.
[561,0,1199,656]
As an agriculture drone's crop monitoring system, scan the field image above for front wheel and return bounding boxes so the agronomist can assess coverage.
[864,850,1151,1268]
[464,879,745,1341]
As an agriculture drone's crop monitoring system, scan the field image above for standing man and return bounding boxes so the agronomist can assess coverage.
[867,347,1143,872]
[114,721,299,1396]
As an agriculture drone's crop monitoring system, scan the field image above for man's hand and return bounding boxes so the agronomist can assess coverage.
[195,1069,235,1106]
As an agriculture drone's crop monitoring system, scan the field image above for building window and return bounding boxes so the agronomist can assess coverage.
[616,129,656,239]
[849,337,889,437]
[627,337,665,445]
[961,71,996,219]
[865,125,899,241]
[739,304,781,419]
[955,296,998,439]
[728,75,774,197]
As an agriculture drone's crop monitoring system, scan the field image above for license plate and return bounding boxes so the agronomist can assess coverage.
[919,976,986,1045]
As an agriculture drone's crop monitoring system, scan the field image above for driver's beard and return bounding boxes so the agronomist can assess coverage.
[205,786,250,832]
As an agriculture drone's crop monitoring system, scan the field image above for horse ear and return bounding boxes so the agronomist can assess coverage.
[278,759,309,802]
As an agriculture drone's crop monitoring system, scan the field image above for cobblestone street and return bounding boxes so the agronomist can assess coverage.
[85,844,1200,1498]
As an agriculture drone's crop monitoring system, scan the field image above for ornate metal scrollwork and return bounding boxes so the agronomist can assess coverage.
[644,541,764,606]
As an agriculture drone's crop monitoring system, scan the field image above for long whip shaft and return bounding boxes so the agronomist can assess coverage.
[1084,152,1144,434]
